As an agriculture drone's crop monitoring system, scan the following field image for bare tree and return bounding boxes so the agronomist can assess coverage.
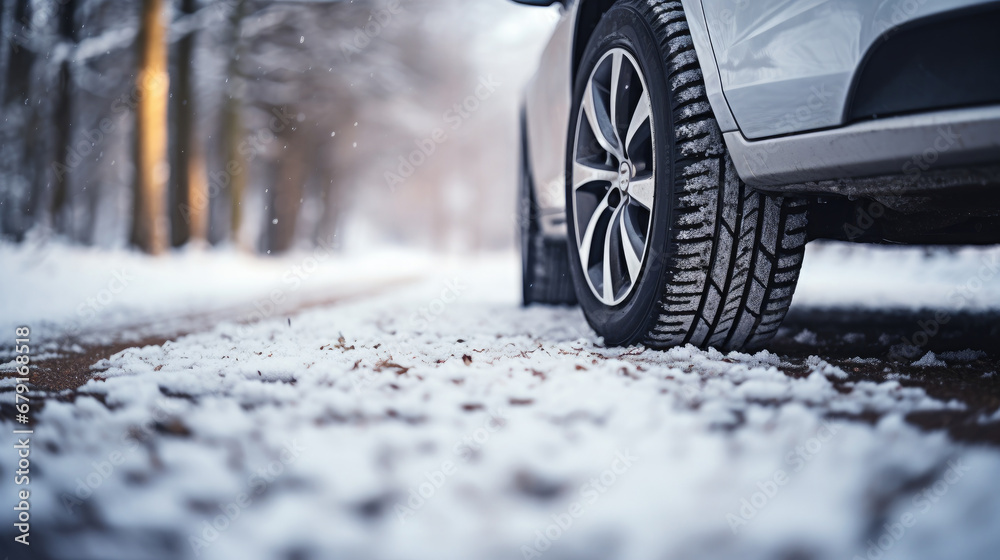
[0,0,40,240]
[130,0,169,253]
[217,0,249,245]
[50,0,78,236]
[169,0,207,246]
[264,121,306,253]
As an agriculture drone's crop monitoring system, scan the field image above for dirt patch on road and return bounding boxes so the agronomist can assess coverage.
[771,307,1000,445]
[1,277,418,393]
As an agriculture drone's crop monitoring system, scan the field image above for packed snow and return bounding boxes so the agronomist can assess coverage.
[1,242,999,560]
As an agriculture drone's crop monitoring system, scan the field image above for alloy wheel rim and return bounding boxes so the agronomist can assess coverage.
[571,48,656,306]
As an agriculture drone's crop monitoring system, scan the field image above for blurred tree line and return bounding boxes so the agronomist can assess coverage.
[0,0,525,254]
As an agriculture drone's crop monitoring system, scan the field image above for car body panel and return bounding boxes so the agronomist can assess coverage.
[524,2,576,238]
[676,0,739,132]
[522,0,1000,204]
[727,105,1000,187]
[700,0,993,139]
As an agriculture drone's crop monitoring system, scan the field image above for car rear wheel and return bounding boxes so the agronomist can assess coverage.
[565,0,808,351]
[520,112,577,306]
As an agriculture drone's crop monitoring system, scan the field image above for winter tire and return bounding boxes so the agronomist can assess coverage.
[565,0,808,351]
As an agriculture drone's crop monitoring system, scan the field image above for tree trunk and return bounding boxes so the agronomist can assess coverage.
[221,94,247,244]
[217,0,247,245]
[130,0,169,254]
[51,58,72,235]
[313,155,343,249]
[2,0,32,107]
[50,0,78,237]
[0,1,8,104]
[0,0,34,240]
[265,124,306,253]
[169,0,207,247]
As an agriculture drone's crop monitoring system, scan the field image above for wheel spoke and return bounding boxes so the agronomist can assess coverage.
[602,204,624,302]
[582,74,623,161]
[578,192,611,270]
[620,208,642,285]
[572,160,618,190]
[629,177,654,210]
[609,51,624,147]
[626,94,650,154]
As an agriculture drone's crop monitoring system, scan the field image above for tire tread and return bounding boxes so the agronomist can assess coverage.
[628,0,807,351]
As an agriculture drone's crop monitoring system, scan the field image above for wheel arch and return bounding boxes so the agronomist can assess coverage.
[571,0,618,87]
[571,0,739,132]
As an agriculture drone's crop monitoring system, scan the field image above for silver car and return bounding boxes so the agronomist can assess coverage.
[515,0,1000,351]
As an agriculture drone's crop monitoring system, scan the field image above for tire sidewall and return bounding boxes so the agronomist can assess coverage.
[565,3,678,345]
[519,120,535,305]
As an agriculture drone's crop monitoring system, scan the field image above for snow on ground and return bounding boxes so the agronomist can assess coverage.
[794,243,1000,309]
[1,242,1000,560]
[0,241,433,351]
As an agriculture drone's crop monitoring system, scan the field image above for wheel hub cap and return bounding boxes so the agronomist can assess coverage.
[618,161,631,191]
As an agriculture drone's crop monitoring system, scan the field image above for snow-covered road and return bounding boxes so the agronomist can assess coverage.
[2,243,1000,560]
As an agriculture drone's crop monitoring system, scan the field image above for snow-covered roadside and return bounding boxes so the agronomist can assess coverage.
[794,243,1000,309]
[2,244,998,560]
[0,241,435,351]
